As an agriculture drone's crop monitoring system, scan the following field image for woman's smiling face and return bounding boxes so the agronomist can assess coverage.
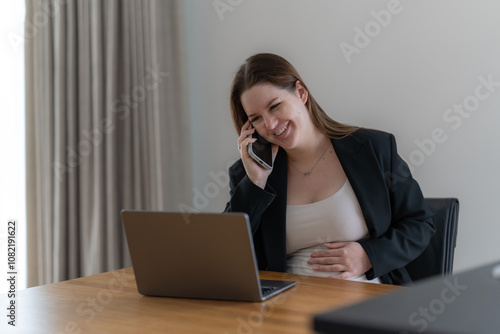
[241,81,312,151]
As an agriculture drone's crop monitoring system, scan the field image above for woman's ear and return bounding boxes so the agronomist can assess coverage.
[295,80,308,104]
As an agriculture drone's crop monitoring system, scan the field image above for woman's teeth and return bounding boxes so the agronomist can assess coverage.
[275,125,287,136]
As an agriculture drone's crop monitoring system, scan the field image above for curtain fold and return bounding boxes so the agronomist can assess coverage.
[25,0,191,286]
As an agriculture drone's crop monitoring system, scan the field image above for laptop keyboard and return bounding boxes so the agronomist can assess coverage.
[259,279,297,299]
[261,285,280,296]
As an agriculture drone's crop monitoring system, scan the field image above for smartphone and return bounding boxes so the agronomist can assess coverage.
[248,124,273,170]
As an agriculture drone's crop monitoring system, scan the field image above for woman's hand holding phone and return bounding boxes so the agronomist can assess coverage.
[237,120,278,189]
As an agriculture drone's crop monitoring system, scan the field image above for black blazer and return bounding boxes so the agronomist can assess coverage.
[224,128,435,285]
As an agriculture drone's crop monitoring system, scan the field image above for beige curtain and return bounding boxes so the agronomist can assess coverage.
[25,0,191,286]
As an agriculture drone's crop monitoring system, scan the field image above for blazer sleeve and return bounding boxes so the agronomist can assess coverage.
[223,159,276,234]
[358,133,435,280]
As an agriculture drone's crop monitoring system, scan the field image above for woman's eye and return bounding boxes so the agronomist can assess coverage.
[270,103,280,110]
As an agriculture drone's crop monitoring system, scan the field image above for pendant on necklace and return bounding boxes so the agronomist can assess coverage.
[304,170,312,176]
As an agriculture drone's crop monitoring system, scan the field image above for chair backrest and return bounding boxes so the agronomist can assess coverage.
[405,198,459,282]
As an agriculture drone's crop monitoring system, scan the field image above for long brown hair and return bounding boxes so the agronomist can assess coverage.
[230,53,359,138]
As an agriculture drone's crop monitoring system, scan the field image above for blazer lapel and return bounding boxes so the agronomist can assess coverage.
[260,148,289,271]
[332,136,391,237]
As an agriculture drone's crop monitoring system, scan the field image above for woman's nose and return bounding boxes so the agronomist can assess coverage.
[263,115,278,131]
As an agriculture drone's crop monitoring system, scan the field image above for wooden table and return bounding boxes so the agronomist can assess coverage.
[1,268,400,333]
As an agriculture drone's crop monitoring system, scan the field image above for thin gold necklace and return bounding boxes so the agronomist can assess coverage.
[288,143,330,176]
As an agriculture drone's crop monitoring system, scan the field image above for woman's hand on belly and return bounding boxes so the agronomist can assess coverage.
[307,241,372,279]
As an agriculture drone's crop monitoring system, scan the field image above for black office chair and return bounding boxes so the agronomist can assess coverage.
[405,198,459,282]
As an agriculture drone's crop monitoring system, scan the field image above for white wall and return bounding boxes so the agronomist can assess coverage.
[181,0,500,273]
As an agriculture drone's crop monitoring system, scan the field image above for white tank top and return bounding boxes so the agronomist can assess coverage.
[286,179,381,283]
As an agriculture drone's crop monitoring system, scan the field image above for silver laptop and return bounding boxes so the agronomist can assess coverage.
[121,211,296,302]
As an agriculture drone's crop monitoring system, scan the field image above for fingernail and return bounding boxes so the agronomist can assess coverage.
[313,266,318,270]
